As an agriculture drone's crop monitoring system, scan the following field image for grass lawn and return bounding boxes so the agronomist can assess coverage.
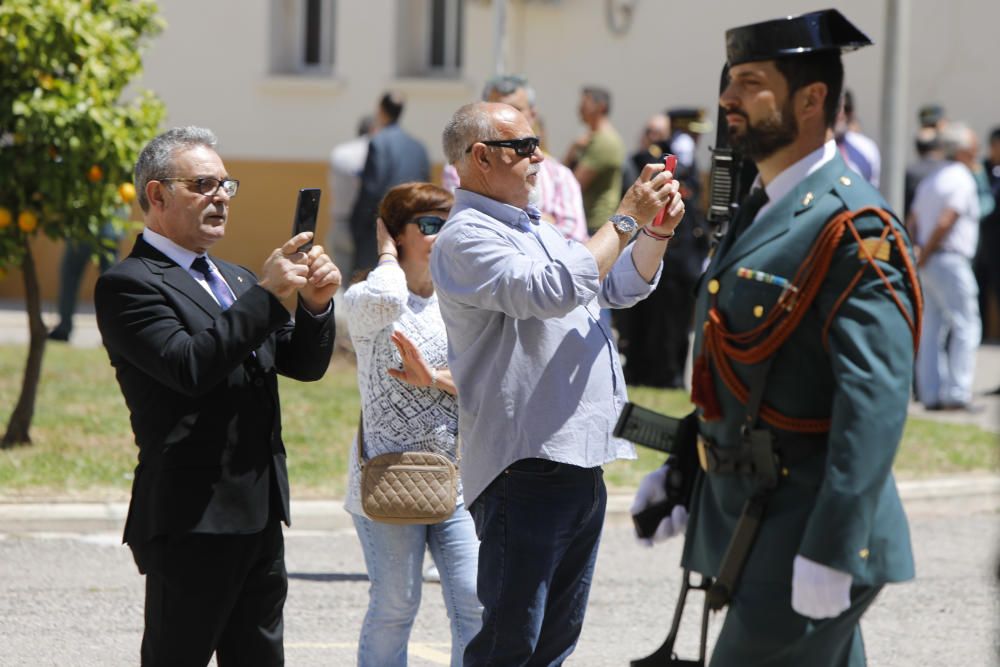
[0,343,995,501]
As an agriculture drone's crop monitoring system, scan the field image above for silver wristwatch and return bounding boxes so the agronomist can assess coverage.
[609,214,638,237]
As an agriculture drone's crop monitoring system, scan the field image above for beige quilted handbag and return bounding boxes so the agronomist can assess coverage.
[358,414,458,525]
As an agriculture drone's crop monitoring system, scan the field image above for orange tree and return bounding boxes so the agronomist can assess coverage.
[0,0,164,446]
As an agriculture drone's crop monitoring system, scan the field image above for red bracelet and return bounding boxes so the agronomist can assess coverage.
[642,226,674,241]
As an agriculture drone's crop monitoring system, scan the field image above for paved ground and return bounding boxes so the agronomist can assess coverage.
[1,301,998,665]
[0,485,998,666]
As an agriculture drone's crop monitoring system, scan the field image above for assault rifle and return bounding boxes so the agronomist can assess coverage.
[614,402,709,667]
[705,65,757,245]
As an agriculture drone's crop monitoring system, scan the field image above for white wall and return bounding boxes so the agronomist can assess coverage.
[139,0,1000,166]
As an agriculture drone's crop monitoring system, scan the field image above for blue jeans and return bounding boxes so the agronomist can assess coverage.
[464,459,607,667]
[917,252,981,406]
[352,499,482,667]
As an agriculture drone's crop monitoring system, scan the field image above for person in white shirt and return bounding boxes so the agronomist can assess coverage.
[326,115,372,278]
[908,122,982,410]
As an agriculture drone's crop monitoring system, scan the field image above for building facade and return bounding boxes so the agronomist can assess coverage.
[5,0,996,304]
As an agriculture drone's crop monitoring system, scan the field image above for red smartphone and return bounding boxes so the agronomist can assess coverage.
[652,154,677,227]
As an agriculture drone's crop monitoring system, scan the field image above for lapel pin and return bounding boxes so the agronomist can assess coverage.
[802,192,814,206]
[237,276,244,283]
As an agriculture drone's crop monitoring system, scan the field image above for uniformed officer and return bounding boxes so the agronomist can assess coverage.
[632,9,922,666]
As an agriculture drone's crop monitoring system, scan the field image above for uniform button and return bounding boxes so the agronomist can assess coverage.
[708,279,720,294]
[840,176,852,186]
[753,305,764,318]
[253,378,264,387]
[859,547,870,559]
[802,192,814,206]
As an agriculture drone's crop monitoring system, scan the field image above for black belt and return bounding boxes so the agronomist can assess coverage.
[696,434,825,476]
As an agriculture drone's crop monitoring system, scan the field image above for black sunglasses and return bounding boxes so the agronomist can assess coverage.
[465,136,540,157]
[408,215,446,235]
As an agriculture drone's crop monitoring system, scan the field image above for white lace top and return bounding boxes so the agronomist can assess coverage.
[342,262,459,515]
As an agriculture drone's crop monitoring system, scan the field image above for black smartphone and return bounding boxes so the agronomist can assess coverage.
[291,188,322,252]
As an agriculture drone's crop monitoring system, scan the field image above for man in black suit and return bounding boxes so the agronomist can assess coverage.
[348,91,430,275]
[95,126,340,666]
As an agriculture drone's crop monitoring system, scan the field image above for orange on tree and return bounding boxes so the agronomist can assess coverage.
[118,182,136,203]
[17,210,38,234]
[87,164,103,182]
[0,207,11,229]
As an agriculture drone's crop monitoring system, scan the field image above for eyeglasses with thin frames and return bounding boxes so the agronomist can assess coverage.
[158,177,240,198]
[465,136,540,158]
[408,215,446,235]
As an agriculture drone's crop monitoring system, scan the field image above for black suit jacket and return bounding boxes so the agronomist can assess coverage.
[349,123,430,270]
[95,236,335,548]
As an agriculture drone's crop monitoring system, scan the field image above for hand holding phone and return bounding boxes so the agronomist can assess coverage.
[291,188,322,252]
[652,154,678,227]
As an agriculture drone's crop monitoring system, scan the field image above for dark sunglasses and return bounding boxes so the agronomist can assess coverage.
[466,136,541,157]
[408,215,446,235]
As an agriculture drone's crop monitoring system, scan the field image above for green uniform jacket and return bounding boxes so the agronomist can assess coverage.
[682,154,917,588]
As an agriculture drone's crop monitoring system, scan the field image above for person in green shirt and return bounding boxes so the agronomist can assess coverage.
[565,86,626,235]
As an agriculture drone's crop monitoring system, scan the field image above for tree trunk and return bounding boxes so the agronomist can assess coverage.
[2,240,47,448]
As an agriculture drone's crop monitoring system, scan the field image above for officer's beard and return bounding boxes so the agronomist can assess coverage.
[728,98,798,163]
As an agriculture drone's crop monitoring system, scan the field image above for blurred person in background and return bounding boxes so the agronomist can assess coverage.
[616,108,712,388]
[834,89,881,188]
[349,92,430,277]
[974,126,1000,346]
[564,86,626,236]
[908,122,982,411]
[49,217,124,342]
[326,115,372,280]
[905,105,948,217]
[620,112,671,193]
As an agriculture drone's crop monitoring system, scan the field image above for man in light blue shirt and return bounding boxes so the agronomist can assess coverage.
[430,101,685,666]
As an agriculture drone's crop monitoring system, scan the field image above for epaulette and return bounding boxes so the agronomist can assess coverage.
[831,171,883,211]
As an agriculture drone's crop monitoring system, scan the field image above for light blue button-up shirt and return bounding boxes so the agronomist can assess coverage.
[430,188,662,505]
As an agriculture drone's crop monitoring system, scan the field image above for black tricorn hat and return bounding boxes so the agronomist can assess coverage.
[726,8,873,66]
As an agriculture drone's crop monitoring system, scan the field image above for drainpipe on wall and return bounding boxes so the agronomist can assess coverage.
[879,0,910,215]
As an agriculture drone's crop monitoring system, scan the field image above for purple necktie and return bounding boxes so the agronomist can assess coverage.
[190,256,235,309]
